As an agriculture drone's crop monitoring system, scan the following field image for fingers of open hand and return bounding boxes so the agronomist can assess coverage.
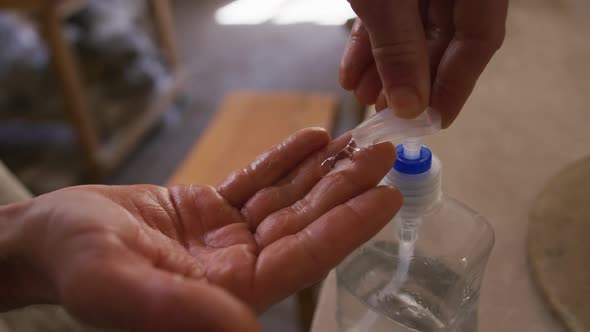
[254,142,397,248]
[58,256,259,332]
[240,134,352,229]
[432,0,507,128]
[254,185,402,309]
[217,128,330,208]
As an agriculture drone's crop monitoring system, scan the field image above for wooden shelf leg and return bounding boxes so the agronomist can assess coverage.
[297,286,317,332]
[149,0,180,70]
[39,5,100,179]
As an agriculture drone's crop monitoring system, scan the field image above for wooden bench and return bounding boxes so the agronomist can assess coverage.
[168,91,337,330]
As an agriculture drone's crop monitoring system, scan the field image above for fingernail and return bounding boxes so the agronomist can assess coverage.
[352,19,364,34]
[387,87,423,119]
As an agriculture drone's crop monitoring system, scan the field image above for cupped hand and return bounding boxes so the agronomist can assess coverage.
[11,128,402,332]
[340,0,508,127]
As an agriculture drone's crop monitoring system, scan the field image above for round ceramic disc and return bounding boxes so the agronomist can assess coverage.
[529,156,590,332]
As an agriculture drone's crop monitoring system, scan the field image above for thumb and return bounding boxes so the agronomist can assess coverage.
[349,0,430,118]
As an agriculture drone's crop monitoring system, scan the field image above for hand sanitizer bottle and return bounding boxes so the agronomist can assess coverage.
[336,110,495,332]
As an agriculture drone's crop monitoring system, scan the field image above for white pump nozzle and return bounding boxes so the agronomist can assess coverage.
[402,137,423,160]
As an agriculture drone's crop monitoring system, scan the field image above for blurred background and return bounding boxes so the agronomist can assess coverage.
[0,0,358,193]
[0,0,589,332]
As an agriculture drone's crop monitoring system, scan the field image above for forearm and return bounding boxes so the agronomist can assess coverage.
[0,200,55,311]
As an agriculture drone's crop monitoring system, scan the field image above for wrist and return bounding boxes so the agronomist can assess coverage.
[0,200,56,311]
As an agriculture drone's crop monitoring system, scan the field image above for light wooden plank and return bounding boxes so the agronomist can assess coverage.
[168,91,337,186]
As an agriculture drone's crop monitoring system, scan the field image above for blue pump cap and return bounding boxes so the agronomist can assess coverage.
[394,145,432,175]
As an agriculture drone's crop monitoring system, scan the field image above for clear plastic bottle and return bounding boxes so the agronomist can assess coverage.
[336,129,495,331]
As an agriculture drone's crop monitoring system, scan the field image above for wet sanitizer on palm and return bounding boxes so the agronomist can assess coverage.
[336,109,495,332]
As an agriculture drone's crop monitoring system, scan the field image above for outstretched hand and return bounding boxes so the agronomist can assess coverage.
[3,128,402,331]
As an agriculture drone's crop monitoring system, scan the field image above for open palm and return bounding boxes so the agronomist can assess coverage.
[22,128,402,331]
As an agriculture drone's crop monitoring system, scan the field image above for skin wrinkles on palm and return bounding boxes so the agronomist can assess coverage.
[15,128,403,331]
